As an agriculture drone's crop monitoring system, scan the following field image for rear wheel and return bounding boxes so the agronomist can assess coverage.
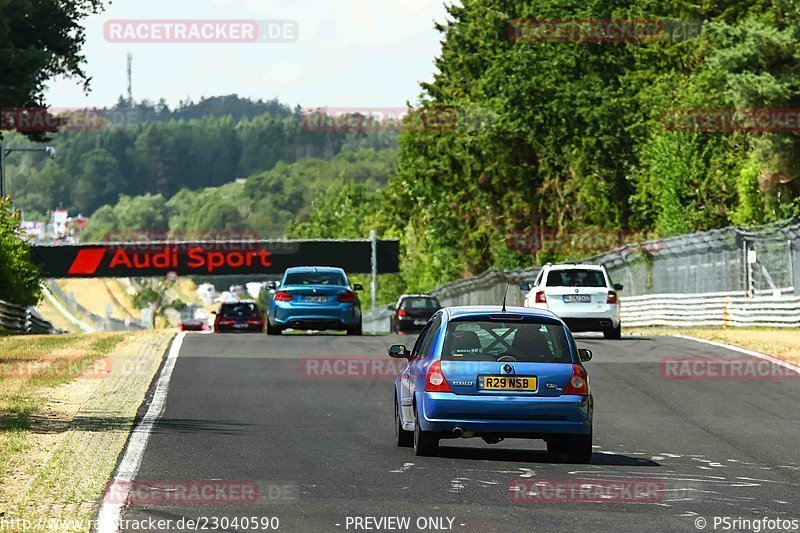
[604,324,621,340]
[346,321,363,336]
[565,433,592,464]
[266,320,283,335]
[413,405,439,456]
[395,395,413,447]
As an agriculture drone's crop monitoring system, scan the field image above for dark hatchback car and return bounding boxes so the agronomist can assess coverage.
[390,295,442,333]
[213,302,264,333]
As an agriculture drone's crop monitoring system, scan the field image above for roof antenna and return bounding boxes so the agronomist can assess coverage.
[501,282,510,312]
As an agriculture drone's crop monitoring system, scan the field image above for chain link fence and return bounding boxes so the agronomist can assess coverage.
[363,218,800,331]
[589,218,800,296]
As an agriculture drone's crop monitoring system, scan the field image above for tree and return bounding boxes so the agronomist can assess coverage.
[131,278,185,328]
[0,197,41,305]
[0,0,106,141]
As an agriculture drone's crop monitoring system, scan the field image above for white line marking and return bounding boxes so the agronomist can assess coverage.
[96,332,185,533]
[674,334,800,376]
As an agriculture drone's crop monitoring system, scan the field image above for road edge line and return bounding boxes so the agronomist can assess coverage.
[673,334,800,376]
[95,331,185,533]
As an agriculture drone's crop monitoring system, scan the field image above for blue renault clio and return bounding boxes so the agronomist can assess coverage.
[390,306,593,461]
[267,266,363,335]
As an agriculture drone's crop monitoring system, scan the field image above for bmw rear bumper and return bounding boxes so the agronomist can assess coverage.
[417,391,592,436]
[270,302,361,329]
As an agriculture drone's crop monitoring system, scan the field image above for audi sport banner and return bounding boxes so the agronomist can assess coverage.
[30,240,400,278]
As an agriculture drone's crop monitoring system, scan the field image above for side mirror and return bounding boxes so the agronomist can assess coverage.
[578,348,593,362]
[210,311,217,315]
[613,283,623,291]
[519,282,531,291]
[388,344,410,359]
[353,283,364,291]
[388,305,396,312]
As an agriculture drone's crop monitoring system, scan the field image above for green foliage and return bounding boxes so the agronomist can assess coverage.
[377,0,800,291]
[8,103,398,216]
[731,154,765,225]
[131,279,185,328]
[0,0,104,141]
[83,148,397,241]
[0,198,41,306]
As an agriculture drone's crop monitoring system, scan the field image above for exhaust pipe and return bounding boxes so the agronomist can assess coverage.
[452,427,463,437]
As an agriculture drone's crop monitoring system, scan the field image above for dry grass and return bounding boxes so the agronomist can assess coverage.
[628,327,800,365]
[56,279,120,319]
[0,331,174,531]
[35,296,82,334]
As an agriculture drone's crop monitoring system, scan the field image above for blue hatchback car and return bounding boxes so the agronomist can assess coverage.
[390,306,593,461]
[267,266,363,335]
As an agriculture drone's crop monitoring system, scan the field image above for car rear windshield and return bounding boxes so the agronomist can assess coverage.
[220,303,258,316]
[283,272,345,286]
[546,269,606,288]
[401,297,440,310]
[441,320,572,363]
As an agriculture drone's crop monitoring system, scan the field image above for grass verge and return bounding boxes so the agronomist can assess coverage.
[628,327,800,365]
[0,331,174,531]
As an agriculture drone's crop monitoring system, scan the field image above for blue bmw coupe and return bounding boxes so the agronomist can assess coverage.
[267,266,363,335]
[390,306,593,461]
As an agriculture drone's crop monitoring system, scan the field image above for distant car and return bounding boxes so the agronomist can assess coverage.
[267,266,363,335]
[521,263,623,339]
[389,306,593,461]
[390,294,441,333]
[179,318,207,332]
[213,302,264,333]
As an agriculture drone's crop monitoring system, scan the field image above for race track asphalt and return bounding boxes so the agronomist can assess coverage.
[114,332,800,533]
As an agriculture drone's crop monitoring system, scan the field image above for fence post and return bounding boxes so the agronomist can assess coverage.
[722,301,730,329]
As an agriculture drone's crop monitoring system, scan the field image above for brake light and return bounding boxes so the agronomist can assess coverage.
[535,291,547,304]
[274,291,293,302]
[563,364,588,395]
[425,361,452,392]
[219,320,235,325]
[397,308,406,317]
[247,319,262,325]
[607,290,617,304]
[338,291,356,302]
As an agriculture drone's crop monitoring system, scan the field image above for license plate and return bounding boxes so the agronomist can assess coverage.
[233,323,248,328]
[305,296,328,303]
[563,295,591,303]
[479,376,537,391]
[414,319,427,325]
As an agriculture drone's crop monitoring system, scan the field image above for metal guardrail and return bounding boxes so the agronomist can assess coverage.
[363,305,393,333]
[0,298,60,334]
[621,291,800,328]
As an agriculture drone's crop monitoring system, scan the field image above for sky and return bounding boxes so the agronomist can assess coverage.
[44,0,451,110]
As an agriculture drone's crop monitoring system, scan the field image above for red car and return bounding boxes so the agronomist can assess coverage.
[179,318,208,332]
